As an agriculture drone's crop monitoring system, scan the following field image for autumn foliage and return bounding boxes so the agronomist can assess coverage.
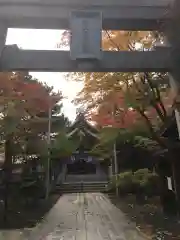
[60,30,172,134]
[90,92,139,128]
[0,72,61,117]
[0,72,62,138]
[90,84,174,130]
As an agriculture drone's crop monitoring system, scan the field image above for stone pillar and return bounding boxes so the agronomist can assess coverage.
[168,73,180,214]
[0,22,8,64]
[96,163,102,175]
[169,73,180,137]
[108,165,113,179]
[62,164,67,182]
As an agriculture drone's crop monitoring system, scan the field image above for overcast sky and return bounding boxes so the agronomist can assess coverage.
[6,28,83,121]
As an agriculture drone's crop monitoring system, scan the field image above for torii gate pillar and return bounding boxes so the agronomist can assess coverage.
[0,23,8,60]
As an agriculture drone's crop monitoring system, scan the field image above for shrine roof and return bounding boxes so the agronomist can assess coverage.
[67,114,99,139]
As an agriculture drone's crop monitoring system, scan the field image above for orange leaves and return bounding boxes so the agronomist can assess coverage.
[17,81,49,112]
[91,90,140,129]
[102,31,153,51]
[92,107,139,129]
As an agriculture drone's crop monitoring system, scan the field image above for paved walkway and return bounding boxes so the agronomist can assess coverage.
[27,193,145,240]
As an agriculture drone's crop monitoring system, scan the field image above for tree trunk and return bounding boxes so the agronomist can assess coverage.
[157,159,178,216]
[171,156,180,215]
[137,108,167,147]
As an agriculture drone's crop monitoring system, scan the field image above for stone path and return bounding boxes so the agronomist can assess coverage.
[27,193,145,240]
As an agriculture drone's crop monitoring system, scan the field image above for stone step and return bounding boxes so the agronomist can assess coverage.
[56,189,106,193]
[57,186,108,191]
[57,182,108,187]
[55,182,108,193]
[60,183,108,187]
[58,187,107,191]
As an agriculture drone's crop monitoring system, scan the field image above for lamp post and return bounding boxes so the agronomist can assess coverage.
[113,142,119,197]
[112,103,118,197]
[45,94,60,199]
[45,102,52,199]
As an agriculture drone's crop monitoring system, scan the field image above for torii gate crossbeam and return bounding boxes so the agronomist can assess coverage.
[0,46,171,72]
[0,0,173,72]
[0,0,170,30]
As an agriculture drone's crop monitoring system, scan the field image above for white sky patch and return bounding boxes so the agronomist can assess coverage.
[6,28,83,121]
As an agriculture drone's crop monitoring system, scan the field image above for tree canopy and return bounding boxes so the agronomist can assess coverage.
[63,31,171,137]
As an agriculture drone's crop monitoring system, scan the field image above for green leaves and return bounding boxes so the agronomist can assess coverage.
[51,132,80,158]
[134,136,161,152]
[1,115,20,135]
[90,125,152,160]
[89,127,117,158]
[108,169,159,195]
[98,127,120,145]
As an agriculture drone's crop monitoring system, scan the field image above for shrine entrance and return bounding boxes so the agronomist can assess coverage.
[65,153,107,182]
[60,114,108,182]
[67,158,96,175]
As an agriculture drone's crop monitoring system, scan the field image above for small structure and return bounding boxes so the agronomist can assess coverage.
[62,114,108,182]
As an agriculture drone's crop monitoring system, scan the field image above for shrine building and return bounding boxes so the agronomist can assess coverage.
[60,114,108,183]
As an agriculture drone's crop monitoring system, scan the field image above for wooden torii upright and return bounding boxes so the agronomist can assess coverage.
[0,0,172,72]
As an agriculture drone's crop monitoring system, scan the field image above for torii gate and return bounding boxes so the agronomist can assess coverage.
[0,0,172,72]
[1,0,180,198]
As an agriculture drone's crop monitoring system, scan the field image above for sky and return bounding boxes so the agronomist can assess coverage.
[6,28,83,121]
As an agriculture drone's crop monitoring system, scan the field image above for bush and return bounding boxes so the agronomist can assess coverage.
[117,171,134,194]
[134,169,159,196]
[108,168,159,197]
[108,171,134,195]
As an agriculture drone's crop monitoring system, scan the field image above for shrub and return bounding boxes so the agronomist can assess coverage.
[108,168,159,197]
[134,168,159,196]
[108,171,134,195]
[117,171,134,194]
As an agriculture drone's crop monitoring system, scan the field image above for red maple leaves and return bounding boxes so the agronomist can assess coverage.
[91,89,173,129]
[0,72,61,116]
